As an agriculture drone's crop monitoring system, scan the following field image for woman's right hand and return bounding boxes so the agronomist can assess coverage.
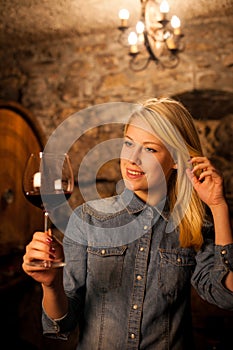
[22,229,64,286]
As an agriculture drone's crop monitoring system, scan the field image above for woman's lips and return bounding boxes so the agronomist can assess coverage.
[126,168,145,179]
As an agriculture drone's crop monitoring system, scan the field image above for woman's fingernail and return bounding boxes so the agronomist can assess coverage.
[46,237,53,244]
[44,261,52,268]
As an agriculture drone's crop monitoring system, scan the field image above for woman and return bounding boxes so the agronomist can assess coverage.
[23,97,233,349]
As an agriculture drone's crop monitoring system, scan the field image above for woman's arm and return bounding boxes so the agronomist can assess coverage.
[210,202,232,245]
[22,230,69,319]
[210,202,233,291]
[42,268,68,320]
[187,157,233,291]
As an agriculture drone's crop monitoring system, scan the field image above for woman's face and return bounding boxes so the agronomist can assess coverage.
[120,120,176,204]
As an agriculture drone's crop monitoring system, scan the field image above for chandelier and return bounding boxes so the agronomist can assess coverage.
[118,0,184,71]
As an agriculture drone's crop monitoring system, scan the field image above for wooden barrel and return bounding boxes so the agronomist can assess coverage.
[0,101,46,255]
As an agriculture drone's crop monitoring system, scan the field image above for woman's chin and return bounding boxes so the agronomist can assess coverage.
[122,179,136,192]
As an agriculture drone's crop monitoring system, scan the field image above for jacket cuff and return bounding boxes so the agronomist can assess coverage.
[216,243,233,271]
[42,308,69,340]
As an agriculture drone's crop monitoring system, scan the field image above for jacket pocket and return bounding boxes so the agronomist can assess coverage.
[158,248,196,297]
[87,246,127,292]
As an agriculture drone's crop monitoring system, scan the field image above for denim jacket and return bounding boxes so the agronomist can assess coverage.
[42,189,233,349]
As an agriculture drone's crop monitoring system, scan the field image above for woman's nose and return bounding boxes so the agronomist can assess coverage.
[128,147,142,165]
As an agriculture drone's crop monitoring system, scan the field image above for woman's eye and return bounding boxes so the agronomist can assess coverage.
[145,147,156,153]
[124,140,133,147]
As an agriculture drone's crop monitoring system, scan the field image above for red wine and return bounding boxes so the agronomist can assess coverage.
[24,191,72,209]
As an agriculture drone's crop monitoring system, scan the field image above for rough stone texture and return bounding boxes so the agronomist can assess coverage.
[0,2,233,214]
[1,0,233,46]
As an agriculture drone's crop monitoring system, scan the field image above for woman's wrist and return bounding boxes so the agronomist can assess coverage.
[42,270,63,290]
[209,200,229,214]
[211,201,232,245]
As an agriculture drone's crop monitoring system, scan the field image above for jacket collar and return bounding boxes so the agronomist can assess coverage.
[120,188,169,221]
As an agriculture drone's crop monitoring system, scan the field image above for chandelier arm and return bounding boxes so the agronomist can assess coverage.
[129,55,152,71]
[160,54,180,69]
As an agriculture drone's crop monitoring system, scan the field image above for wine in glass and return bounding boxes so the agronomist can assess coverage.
[22,152,74,268]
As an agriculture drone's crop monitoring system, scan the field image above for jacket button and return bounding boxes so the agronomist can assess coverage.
[101,249,106,255]
[133,304,138,310]
[136,275,142,281]
[139,247,144,252]
[130,333,136,339]
[177,257,182,263]
[143,225,148,230]
[221,249,227,255]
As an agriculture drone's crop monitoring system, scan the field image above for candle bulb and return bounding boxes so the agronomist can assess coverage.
[118,9,130,29]
[166,36,177,50]
[171,15,181,35]
[160,0,169,20]
[136,21,145,43]
[128,31,139,54]
[33,172,41,188]
[54,179,62,190]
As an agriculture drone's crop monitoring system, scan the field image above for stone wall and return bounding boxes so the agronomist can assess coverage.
[0,15,232,214]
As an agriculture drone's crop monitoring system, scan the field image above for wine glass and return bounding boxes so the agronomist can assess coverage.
[22,152,74,268]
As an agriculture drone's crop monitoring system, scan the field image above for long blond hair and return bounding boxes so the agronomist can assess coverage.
[128,97,205,250]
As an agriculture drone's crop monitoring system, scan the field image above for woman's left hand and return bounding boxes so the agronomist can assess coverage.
[186,156,226,209]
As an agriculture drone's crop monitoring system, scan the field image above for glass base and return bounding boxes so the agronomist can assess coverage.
[27,260,66,268]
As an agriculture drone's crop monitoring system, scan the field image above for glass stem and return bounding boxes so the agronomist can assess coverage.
[44,211,49,232]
